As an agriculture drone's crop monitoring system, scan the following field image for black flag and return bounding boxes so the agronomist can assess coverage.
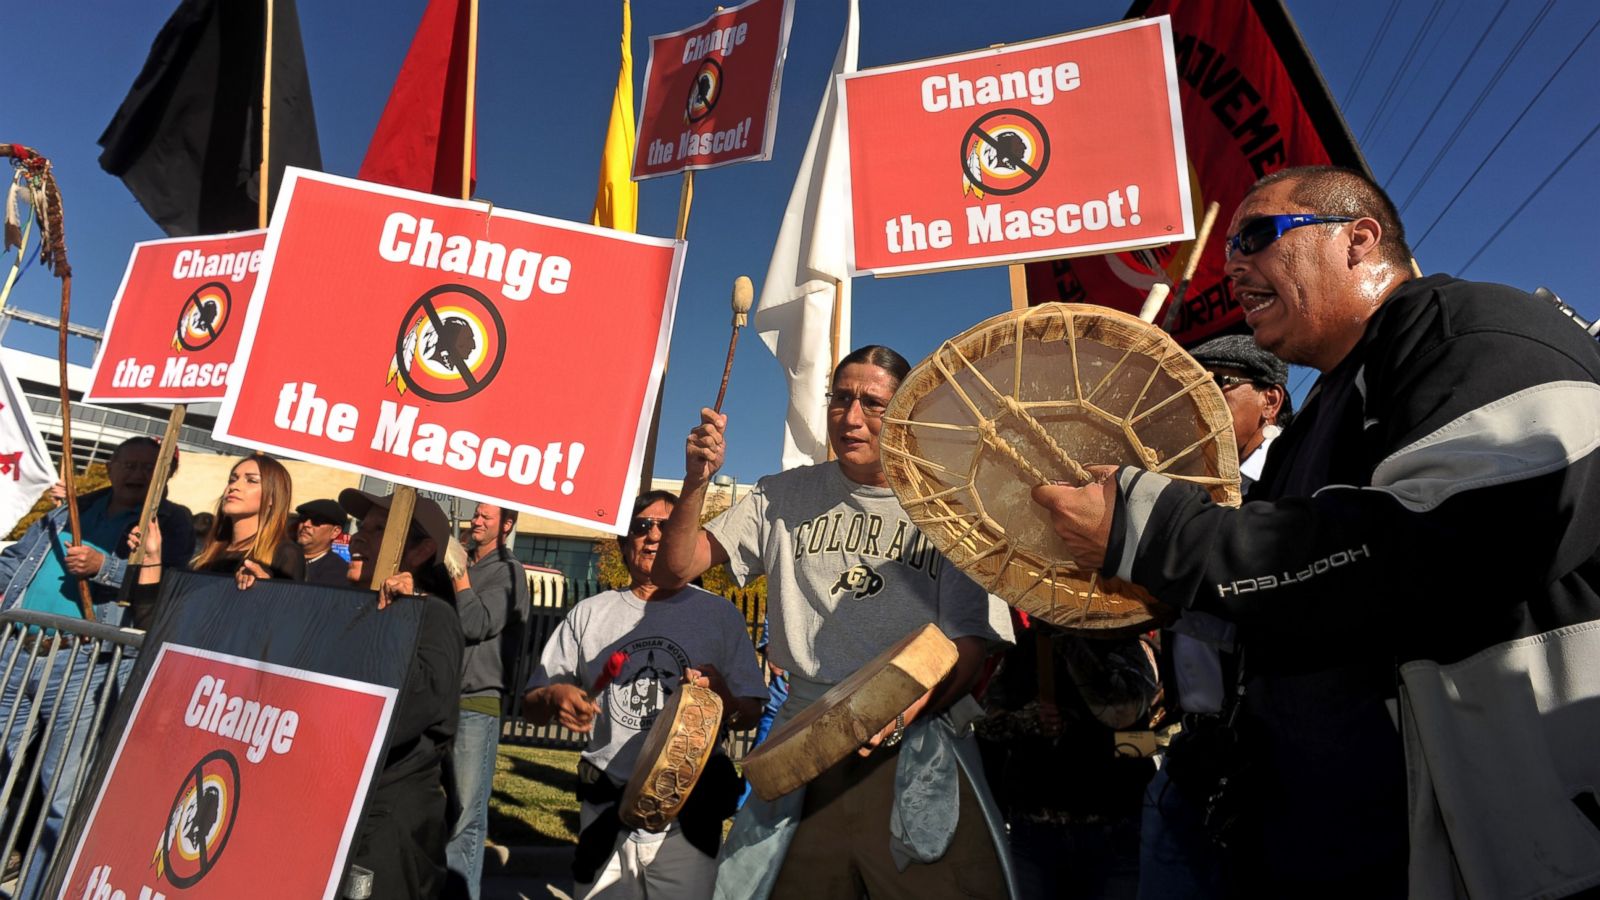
[98,0,322,236]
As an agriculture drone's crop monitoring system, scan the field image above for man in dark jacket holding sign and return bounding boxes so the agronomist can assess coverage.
[341,489,466,900]
[1033,166,1600,896]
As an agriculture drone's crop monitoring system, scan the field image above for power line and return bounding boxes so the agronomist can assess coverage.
[1343,0,1403,110]
[1398,0,1555,214]
[1384,0,1514,185]
[1458,119,1600,276]
[1413,15,1600,251]
[1360,0,1446,143]
[1367,2,1468,147]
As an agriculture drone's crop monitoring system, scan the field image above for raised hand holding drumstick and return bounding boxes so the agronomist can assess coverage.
[714,275,753,413]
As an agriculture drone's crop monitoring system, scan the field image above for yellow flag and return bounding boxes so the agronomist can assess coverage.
[592,0,638,232]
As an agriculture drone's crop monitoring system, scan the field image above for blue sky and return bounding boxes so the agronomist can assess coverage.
[5,0,1597,485]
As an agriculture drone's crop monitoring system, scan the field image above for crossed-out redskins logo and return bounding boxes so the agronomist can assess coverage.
[685,58,723,123]
[153,749,241,888]
[171,281,231,352]
[960,108,1051,199]
[387,284,507,402]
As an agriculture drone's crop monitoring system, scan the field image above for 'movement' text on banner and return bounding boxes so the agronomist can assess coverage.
[85,230,268,404]
[632,0,793,180]
[214,168,685,532]
[839,17,1192,277]
[1024,0,1372,347]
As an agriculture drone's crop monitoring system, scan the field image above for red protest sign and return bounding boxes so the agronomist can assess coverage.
[59,645,394,900]
[632,0,793,180]
[214,168,684,532]
[85,231,266,404]
[839,17,1193,277]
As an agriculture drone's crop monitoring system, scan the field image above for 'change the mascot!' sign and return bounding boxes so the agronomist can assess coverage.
[59,645,394,900]
[633,0,793,179]
[215,168,684,532]
[86,231,267,404]
[839,17,1193,276]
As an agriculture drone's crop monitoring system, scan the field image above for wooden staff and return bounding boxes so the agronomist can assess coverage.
[373,0,479,587]
[636,170,695,492]
[2,144,93,619]
[713,276,753,413]
[1159,201,1221,334]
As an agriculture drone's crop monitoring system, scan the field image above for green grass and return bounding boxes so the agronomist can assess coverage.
[488,745,582,846]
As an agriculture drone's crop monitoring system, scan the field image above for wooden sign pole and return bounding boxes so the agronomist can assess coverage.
[371,0,479,586]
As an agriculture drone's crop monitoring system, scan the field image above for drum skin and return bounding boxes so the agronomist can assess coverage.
[880,303,1241,635]
[619,682,724,832]
[742,624,958,802]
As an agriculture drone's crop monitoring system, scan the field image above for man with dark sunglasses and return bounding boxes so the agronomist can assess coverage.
[1034,165,1600,897]
[524,490,767,899]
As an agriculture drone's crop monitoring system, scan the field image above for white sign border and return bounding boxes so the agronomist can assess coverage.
[57,642,399,900]
[84,229,269,406]
[212,166,687,535]
[836,16,1195,278]
[630,0,795,181]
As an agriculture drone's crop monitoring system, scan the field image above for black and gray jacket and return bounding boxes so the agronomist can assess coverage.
[1103,274,1600,893]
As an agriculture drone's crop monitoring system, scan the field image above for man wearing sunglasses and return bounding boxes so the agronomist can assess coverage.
[1034,166,1600,897]
[525,490,767,899]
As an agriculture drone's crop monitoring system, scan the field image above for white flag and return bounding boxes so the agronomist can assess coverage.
[753,0,858,470]
[0,355,57,534]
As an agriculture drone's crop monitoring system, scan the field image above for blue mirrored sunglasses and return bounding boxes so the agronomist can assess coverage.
[1225,214,1354,260]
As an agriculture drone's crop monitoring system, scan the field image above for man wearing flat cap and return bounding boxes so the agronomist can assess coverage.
[339,489,467,899]
[1189,334,1294,493]
[295,498,349,586]
[1138,335,1293,898]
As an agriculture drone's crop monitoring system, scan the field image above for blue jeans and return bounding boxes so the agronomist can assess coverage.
[443,709,500,900]
[737,671,789,810]
[2,645,128,900]
[1138,764,1229,899]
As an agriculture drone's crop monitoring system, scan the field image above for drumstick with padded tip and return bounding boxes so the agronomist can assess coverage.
[1159,201,1222,333]
[714,275,754,413]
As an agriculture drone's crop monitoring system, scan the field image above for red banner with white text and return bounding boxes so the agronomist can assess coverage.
[86,230,267,404]
[1024,0,1371,346]
[839,17,1193,277]
[59,645,394,900]
[632,0,793,180]
[214,168,685,532]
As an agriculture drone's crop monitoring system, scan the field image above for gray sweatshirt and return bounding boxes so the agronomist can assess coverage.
[456,548,532,700]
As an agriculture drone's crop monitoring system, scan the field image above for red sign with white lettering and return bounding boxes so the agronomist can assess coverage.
[839,17,1193,276]
[214,168,684,533]
[59,645,394,900]
[86,230,267,404]
[632,0,793,180]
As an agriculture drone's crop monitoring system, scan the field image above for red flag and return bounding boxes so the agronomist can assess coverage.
[358,0,476,196]
[1025,0,1371,346]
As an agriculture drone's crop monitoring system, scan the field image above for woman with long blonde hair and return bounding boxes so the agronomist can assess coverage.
[189,454,301,579]
[132,455,304,613]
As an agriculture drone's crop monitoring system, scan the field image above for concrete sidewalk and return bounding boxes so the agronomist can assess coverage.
[482,843,576,900]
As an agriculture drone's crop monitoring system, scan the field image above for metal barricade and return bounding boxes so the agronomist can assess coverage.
[0,609,142,898]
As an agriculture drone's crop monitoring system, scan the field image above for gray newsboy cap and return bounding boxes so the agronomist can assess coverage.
[1189,334,1289,387]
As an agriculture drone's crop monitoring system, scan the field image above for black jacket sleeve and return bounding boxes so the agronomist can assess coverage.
[1105,282,1600,659]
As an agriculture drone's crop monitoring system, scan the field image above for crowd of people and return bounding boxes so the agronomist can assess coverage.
[4,165,1598,899]
[0,449,529,899]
